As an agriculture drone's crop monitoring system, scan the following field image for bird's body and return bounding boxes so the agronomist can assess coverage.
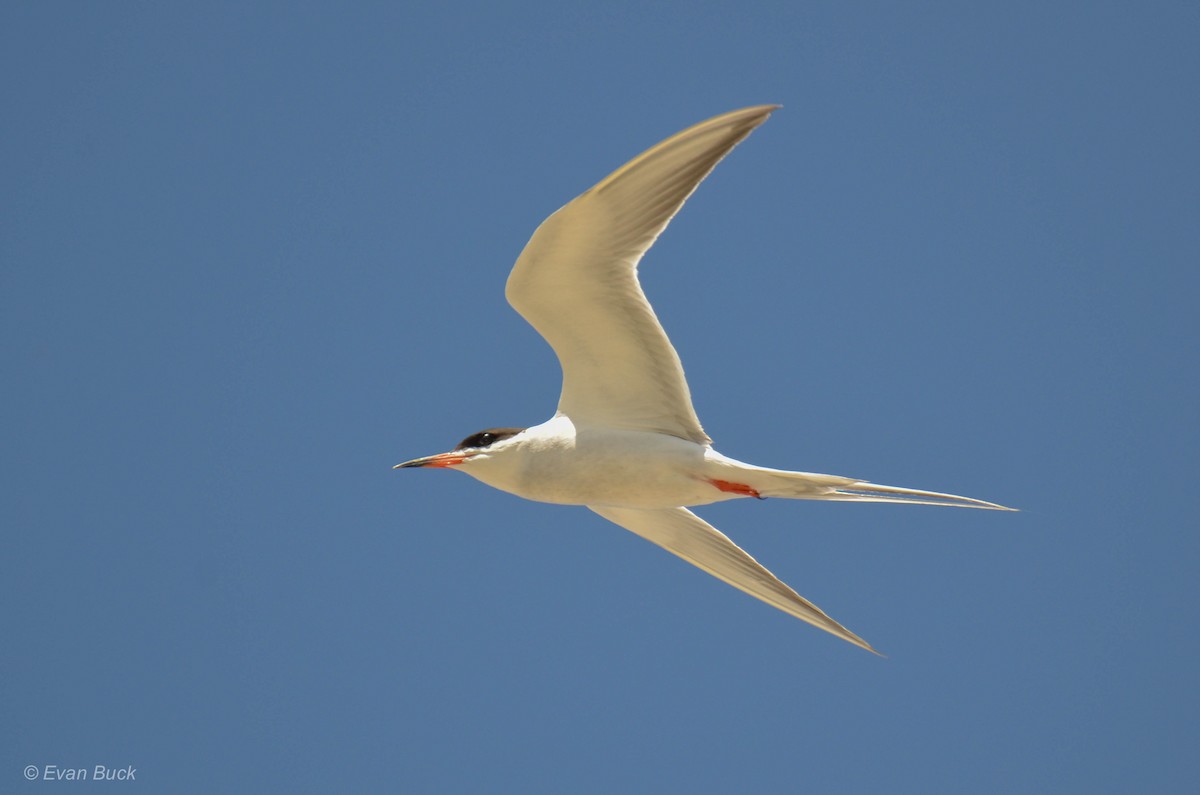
[459,417,721,509]
[399,105,1013,653]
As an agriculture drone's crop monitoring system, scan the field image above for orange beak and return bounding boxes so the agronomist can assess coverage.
[393,451,471,469]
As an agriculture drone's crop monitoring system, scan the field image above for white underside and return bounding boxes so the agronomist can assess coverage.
[455,416,722,508]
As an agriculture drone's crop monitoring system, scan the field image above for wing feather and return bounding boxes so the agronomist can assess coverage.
[506,106,779,443]
[590,505,878,654]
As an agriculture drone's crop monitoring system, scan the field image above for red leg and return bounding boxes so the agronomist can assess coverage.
[707,478,764,499]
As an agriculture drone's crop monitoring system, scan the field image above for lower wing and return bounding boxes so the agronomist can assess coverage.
[589,504,879,654]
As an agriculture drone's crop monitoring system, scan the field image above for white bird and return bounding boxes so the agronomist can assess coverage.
[397,105,1013,654]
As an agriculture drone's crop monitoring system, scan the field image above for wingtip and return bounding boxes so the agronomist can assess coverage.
[842,629,884,657]
[734,103,782,120]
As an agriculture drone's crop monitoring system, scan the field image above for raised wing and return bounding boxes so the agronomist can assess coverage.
[506,106,779,444]
[589,504,879,654]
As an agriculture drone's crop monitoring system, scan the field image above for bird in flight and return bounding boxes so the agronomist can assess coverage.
[397,105,1013,653]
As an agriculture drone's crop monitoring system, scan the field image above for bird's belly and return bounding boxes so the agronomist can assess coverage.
[519,457,709,508]
[465,430,733,509]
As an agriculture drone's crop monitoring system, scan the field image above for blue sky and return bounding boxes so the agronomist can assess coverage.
[3,1,1197,792]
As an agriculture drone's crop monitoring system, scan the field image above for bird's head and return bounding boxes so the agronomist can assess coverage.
[394,427,527,470]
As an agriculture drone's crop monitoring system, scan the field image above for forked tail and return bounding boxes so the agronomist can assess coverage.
[723,462,1016,511]
[815,479,1015,510]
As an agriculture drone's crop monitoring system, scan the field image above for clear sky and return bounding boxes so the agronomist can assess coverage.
[3,2,1197,792]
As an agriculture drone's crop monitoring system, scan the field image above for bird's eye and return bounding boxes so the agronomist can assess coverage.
[459,431,494,450]
[456,427,524,451]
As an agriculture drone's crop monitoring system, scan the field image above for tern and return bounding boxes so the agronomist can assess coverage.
[397,105,1013,653]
